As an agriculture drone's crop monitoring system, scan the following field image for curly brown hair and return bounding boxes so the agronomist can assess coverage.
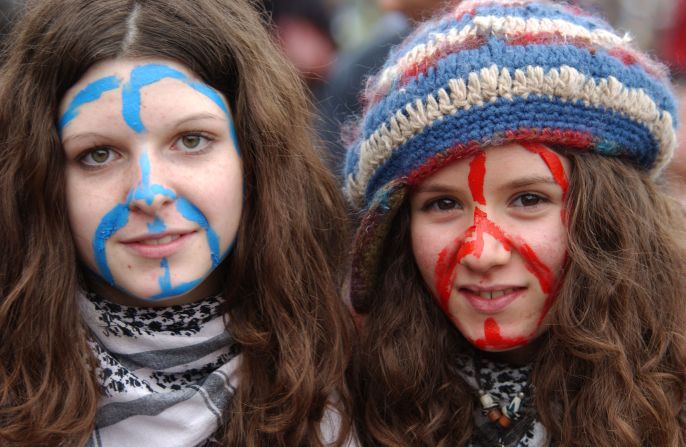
[0,0,353,445]
[351,151,686,446]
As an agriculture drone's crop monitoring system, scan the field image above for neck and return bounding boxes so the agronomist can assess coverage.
[478,337,544,366]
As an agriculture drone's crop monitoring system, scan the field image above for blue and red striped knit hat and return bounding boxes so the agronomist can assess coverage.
[343,0,678,312]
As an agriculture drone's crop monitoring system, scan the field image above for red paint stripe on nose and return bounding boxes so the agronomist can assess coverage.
[468,152,487,205]
[473,208,512,259]
[435,208,515,308]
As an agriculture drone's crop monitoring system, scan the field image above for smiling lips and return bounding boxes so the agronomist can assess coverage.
[139,234,180,245]
[459,286,526,314]
[121,231,195,258]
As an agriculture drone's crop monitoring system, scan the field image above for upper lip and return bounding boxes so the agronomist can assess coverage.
[120,230,195,244]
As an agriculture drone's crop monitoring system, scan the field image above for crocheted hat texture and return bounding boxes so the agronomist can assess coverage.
[343,0,678,313]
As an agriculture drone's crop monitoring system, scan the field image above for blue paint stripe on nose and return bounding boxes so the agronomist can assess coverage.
[127,152,177,206]
[59,75,120,134]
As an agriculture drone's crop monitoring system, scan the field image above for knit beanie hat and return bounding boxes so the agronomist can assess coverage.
[343,0,678,313]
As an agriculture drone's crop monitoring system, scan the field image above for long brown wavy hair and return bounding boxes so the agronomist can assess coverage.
[0,0,353,445]
[351,151,686,446]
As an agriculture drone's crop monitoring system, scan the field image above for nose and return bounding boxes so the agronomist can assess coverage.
[460,231,511,273]
[127,152,177,215]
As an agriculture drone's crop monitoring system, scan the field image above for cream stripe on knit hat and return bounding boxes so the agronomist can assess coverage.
[372,16,657,98]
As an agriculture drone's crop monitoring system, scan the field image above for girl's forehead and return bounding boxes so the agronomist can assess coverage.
[58,56,234,140]
[60,57,197,108]
[426,144,562,181]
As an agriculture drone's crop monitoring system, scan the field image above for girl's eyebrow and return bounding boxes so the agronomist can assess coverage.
[61,131,106,146]
[498,175,559,191]
[414,182,462,194]
[171,112,226,128]
[62,112,226,145]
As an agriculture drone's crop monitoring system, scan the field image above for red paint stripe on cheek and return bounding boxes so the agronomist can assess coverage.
[516,242,554,294]
[520,142,569,195]
[435,243,458,310]
[435,236,470,309]
[468,152,487,205]
[474,318,528,349]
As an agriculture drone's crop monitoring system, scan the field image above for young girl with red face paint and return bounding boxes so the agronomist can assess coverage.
[0,1,355,446]
[344,0,686,445]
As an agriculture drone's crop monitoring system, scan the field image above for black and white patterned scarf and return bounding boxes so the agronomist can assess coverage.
[457,354,548,447]
[79,291,240,447]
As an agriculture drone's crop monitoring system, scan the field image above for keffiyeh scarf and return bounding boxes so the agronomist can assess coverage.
[457,354,548,447]
[79,291,240,447]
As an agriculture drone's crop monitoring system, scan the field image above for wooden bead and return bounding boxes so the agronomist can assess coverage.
[498,414,512,428]
[487,407,502,422]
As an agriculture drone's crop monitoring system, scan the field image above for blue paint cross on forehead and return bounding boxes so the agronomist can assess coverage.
[60,62,241,301]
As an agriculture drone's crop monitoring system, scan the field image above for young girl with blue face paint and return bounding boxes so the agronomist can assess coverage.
[344,0,686,445]
[0,1,354,446]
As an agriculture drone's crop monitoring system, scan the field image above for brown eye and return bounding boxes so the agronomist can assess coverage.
[423,197,461,212]
[512,193,546,207]
[436,198,457,210]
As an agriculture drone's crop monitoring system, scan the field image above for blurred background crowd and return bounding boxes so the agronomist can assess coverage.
[0,0,684,201]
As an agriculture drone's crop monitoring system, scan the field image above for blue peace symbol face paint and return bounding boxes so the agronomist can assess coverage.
[59,58,242,306]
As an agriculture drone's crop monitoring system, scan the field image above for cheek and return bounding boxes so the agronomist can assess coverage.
[195,157,243,240]
[65,175,107,241]
[410,221,461,303]
[410,224,441,286]
[523,222,568,277]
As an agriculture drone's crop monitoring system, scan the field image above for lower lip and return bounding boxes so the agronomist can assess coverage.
[461,288,526,314]
[122,232,195,259]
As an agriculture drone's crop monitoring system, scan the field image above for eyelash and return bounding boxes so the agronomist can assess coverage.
[509,192,549,208]
[422,197,463,212]
[77,146,120,170]
[173,131,214,154]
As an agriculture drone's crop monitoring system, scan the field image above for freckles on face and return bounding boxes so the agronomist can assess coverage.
[410,143,570,351]
[60,58,243,305]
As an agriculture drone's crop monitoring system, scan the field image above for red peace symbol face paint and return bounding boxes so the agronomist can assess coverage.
[410,143,569,351]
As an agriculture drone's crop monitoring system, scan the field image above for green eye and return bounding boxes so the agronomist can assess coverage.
[181,135,201,149]
[80,147,117,167]
[90,148,110,163]
[176,133,211,153]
